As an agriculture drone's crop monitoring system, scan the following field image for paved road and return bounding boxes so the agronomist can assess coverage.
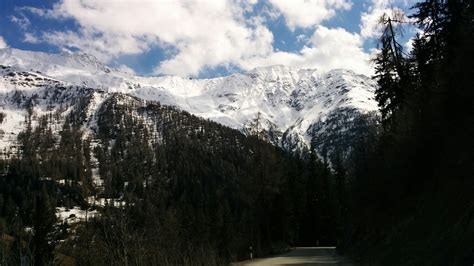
[237,247,353,266]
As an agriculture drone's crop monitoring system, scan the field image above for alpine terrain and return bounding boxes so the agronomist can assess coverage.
[0,47,378,159]
[0,47,377,264]
[0,0,472,265]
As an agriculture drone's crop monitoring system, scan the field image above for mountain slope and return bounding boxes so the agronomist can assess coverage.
[0,48,379,263]
[0,48,379,156]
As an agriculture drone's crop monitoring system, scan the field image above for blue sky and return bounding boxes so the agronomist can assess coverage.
[0,0,417,78]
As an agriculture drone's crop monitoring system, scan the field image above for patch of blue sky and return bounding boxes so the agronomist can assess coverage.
[0,0,421,78]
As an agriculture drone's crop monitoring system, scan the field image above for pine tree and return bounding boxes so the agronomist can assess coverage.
[373,11,411,129]
[32,187,56,266]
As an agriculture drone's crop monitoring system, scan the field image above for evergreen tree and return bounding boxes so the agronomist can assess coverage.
[32,187,56,266]
[342,1,474,264]
[373,11,411,129]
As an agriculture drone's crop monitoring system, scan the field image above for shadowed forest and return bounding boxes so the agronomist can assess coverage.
[0,0,472,265]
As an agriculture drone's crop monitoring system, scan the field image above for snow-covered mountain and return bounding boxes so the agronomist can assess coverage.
[0,48,379,156]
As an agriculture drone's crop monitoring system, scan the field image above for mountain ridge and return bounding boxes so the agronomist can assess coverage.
[0,47,379,155]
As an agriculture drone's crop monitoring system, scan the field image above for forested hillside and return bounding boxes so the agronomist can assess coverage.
[0,0,472,265]
[0,90,345,265]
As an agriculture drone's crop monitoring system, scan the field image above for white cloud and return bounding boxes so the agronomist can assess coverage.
[27,0,274,77]
[239,26,373,75]
[360,0,393,39]
[360,0,414,40]
[23,32,40,43]
[10,14,31,30]
[40,28,150,62]
[0,36,8,48]
[21,0,374,77]
[296,34,309,44]
[267,0,352,30]
[154,11,274,77]
[304,26,372,73]
[117,64,136,74]
[404,37,414,52]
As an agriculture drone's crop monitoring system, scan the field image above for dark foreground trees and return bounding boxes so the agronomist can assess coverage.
[32,187,57,266]
[1,1,471,265]
[0,94,340,265]
[341,1,474,265]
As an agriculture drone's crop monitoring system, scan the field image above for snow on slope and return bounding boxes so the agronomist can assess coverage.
[0,48,379,150]
[0,64,103,152]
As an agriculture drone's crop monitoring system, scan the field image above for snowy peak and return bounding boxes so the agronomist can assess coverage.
[248,64,317,77]
[0,48,379,152]
[0,48,134,90]
[248,64,297,78]
[0,48,111,74]
[247,65,318,91]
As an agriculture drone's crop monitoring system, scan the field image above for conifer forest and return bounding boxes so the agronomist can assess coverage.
[0,0,472,265]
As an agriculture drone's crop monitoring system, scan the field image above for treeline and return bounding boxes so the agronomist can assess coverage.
[341,0,474,265]
[1,1,471,265]
[0,92,343,265]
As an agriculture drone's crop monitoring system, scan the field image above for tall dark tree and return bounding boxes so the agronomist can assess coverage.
[32,187,56,266]
[342,1,474,264]
[373,11,411,128]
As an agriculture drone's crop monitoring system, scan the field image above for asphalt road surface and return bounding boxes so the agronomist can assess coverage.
[237,247,353,266]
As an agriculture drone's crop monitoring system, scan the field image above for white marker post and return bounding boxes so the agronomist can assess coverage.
[250,246,253,260]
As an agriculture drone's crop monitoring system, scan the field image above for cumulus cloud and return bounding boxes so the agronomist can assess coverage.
[0,36,8,48]
[267,0,352,30]
[303,26,372,73]
[19,0,377,77]
[24,0,275,77]
[240,26,373,75]
[361,0,390,39]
